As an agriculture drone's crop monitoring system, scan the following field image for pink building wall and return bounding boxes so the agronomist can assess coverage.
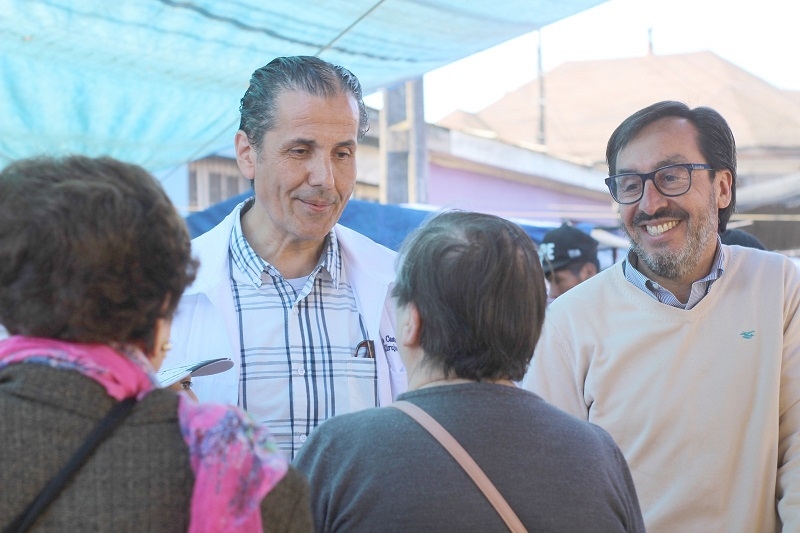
[427,162,614,226]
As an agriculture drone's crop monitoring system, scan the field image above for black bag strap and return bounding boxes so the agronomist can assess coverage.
[4,396,138,533]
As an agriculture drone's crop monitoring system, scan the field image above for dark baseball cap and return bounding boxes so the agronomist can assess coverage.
[538,224,598,275]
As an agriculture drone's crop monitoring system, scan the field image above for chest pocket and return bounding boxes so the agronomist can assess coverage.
[345,357,378,412]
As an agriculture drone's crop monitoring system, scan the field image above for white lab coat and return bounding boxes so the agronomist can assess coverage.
[168,204,407,407]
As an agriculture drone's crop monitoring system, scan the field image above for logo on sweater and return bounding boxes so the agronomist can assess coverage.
[740,330,755,340]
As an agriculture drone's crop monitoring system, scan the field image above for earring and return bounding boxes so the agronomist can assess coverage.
[161,342,173,353]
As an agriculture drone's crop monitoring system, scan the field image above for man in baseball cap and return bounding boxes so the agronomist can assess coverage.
[538,224,599,301]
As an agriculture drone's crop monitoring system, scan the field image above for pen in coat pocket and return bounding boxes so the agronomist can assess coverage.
[354,339,375,358]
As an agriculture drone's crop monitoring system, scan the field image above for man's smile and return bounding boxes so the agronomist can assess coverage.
[645,220,679,236]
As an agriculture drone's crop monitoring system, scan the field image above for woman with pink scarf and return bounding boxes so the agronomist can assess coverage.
[0,156,311,532]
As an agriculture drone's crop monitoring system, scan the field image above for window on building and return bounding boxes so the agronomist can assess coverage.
[209,172,222,204]
[188,169,198,210]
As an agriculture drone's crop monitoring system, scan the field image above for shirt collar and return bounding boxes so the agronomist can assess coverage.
[623,235,725,309]
[228,199,342,288]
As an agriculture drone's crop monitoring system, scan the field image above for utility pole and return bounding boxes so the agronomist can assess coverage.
[379,77,428,204]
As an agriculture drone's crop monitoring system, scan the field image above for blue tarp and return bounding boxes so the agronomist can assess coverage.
[185,193,567,251]
[0,0,605,171]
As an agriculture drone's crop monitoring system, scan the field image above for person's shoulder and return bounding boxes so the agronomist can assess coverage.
[295,407,391,465]
[548,262,623,311]
[526,390,621,448]
[577,262,620,289]
[2,364,115,419]
[191,203,241,250]
[132,387,180,423]
[307,407,399,447]
[334,224,397,281]
[725,243,774,259]
[335,224,396,256]
[183,203,244,295]
[315,405,391,434]
[260,466,313,532]
[725,245,798,275]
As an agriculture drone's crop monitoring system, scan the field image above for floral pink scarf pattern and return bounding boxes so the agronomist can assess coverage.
[0,336,288,533]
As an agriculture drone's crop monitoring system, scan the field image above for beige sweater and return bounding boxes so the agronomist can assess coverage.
[524,245,800,533]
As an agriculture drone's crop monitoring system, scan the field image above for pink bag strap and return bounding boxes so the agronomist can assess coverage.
[390,400,527,533]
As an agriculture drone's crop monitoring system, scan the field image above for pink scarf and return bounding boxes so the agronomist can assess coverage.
[0,336,288,533]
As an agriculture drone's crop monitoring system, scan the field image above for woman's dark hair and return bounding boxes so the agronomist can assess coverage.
[0,155,198,352]
[606,100,737,232]
[392,211,547,382]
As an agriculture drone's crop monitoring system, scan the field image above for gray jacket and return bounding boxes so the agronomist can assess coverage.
[0,363,312,532]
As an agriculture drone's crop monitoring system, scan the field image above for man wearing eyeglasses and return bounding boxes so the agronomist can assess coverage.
[523,100,800,531]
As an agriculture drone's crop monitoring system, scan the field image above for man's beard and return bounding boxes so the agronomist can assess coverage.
[623,191,718,280]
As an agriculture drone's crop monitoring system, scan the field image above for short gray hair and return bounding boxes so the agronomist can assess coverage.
[238,55,369,151]
[392,211,546,382]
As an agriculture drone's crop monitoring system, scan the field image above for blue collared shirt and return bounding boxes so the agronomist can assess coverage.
[623,236,725,310]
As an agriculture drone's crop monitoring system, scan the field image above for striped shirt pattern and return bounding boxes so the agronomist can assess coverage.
[623,236,725,310]
[228,206,377,458]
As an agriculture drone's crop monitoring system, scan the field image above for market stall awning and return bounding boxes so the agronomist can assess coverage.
[0,0,605,170]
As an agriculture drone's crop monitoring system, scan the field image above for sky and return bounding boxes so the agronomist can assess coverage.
[395,0,800,123]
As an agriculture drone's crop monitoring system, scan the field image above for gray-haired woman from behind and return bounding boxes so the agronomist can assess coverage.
[295,210,644,532]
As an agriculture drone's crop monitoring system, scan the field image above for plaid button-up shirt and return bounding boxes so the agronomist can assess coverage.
[228,207,377,458]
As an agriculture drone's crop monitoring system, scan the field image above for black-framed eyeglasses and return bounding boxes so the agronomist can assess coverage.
[605,163,714,204]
